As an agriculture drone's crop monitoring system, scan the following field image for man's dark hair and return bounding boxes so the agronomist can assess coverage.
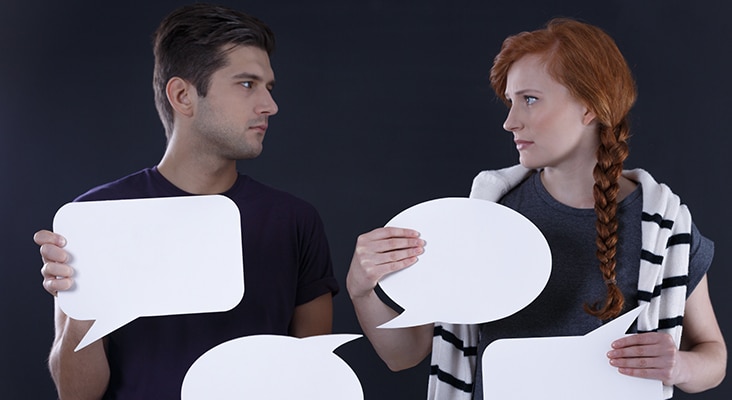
[152,3,275,137]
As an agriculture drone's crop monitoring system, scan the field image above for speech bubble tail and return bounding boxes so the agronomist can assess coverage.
[377,313,423,329]
[585,304,648,340]
[74,315,136,352]
[306,334,363,351]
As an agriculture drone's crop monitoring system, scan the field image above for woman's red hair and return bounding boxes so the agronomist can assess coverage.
[490,18,637,321]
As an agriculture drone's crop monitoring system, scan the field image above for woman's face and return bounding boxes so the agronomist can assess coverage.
[502,54,599,172]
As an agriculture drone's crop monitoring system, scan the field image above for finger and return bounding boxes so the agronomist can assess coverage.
[611,332,669,349]
[361,226,421,241]
[360,237,425,256]
[617,365,676,384]
[370,246,424,267]
[609,353,667,369]
[363,254,420,282]
[609,345,676,364]
[355,232,425,260]
[615,365,662,381]
[39,243,70,264]
[356,246,421,275]
[43,276,74,296]
[41,262,74,280]
[33,230,66,247]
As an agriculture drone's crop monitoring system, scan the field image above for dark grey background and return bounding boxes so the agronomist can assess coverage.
[1,0,729,398]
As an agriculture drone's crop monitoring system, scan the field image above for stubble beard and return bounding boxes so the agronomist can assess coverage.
[193,107,264,161]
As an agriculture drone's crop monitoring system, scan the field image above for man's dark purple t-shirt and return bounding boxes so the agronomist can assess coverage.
[71,167,339,399]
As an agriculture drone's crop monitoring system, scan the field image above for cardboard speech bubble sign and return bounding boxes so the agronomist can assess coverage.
[378,197,551,328]
[53,195,244,351]
[181,334,364,399]
[482,305,662,399]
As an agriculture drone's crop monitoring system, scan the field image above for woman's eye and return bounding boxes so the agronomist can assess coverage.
[525,96,537,105]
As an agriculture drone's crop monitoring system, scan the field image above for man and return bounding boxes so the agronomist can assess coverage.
[34,4,339,399]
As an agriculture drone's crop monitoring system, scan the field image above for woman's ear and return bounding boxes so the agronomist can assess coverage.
[582,107,597,126]
[166,77,196,118]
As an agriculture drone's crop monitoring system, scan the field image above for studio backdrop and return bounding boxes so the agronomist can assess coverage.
[1,0,729,399]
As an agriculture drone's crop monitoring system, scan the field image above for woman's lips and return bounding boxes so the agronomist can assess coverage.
[514,139,533,150]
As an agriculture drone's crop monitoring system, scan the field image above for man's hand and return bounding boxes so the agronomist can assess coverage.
[34,230,74,296]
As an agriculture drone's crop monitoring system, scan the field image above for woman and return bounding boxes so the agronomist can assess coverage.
[347,18,726,399]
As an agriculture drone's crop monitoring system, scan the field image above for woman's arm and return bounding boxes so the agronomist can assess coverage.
[607,274,726,392]
[347,227,434,371]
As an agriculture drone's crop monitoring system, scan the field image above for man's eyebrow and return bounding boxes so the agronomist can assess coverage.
[232,72,261,80]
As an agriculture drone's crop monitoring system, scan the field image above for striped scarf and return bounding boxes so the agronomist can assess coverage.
[427,165,691,400]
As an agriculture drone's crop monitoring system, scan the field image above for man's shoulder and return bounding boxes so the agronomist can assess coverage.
[75,167,161,202]
[234,175,319,215]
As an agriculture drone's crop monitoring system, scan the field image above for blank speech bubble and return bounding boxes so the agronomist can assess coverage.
[482,305,662,399]
[181,334,363,399]
[378,197,551,328]
[53,195,244,352]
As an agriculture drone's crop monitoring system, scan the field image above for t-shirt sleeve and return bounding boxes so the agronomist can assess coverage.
[687,222,714,296]
[294,206,339,306]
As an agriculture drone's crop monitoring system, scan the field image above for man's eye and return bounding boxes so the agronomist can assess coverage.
[241,81,253,89]
[525,96,537,105]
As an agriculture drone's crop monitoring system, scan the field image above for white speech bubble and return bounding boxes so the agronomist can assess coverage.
[181,334,363,399]
[482,305,662,399]
[53,195,244,351]
[378,197,551,328]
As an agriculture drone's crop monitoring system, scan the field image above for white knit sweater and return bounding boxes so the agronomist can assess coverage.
[427,165,692,400]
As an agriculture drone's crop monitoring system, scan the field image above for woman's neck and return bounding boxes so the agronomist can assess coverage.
[540,167,596,209]
[540,166,638,209]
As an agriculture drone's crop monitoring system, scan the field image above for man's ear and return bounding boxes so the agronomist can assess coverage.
[166,77,196,117]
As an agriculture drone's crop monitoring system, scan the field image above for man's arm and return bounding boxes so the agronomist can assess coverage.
[50,307,111,399]
[36,230,111,399]
[289,293,333,337]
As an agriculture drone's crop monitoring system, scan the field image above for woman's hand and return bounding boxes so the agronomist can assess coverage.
[346,226,424,299]
[608,332,680,385]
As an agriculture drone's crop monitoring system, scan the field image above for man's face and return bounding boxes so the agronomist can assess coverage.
[191,45,278,161]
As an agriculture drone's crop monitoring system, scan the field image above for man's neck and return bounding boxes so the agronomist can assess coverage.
[157,151,238,195]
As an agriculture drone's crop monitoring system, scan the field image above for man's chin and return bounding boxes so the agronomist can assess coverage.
[231,147,263,161]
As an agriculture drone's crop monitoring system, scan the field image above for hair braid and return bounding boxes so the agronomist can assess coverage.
[585,118,631,320]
